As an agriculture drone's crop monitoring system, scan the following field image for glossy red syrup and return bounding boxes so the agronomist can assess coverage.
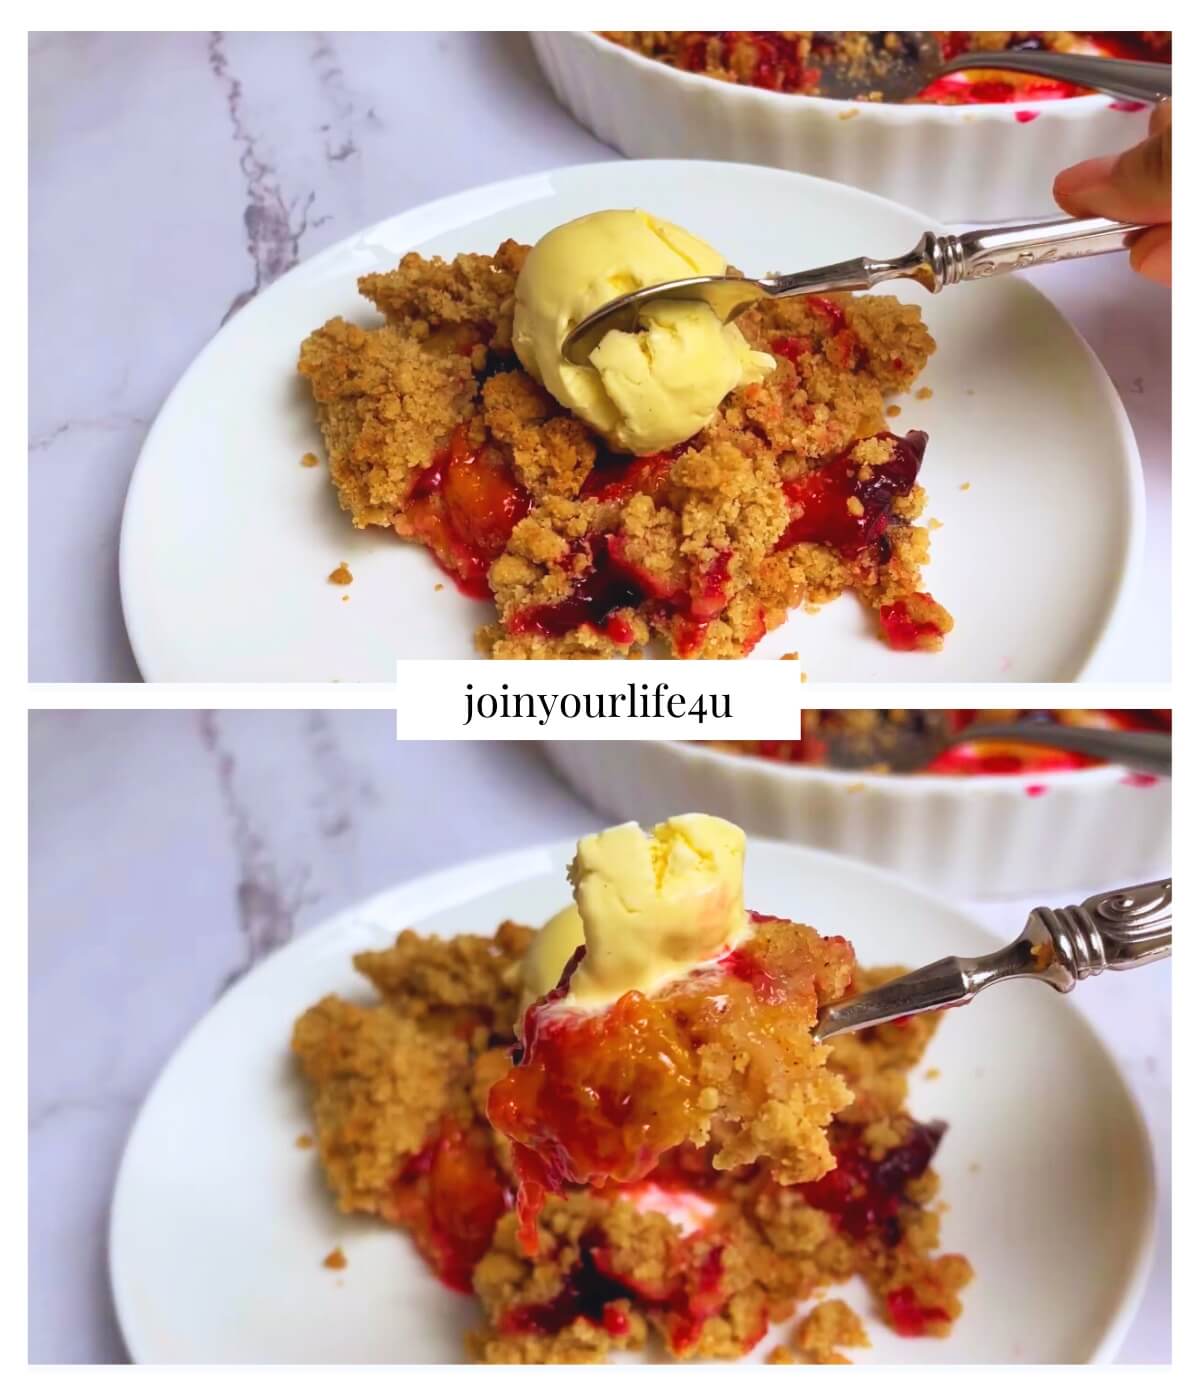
[510,534,650,644]
[718,946,784,1004]
[407,425,530,598]
[776,430,927,558]
[878,593,946,651]
[499,1222,754,1355]
[800,1119,946,1245]
[805,295,848,333]
[582,443,686,503]
[501,1228,636,1337]
[385,1121,509,1292]
[886,1285,952,1337]
[511,532,733,655]
[489,924,849,1256]
[771,334,812,366]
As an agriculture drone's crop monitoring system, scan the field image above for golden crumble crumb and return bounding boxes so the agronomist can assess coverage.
[801,670,809,681]
[295,1133,314,1150]
[915,386,933,400]
[925,1067,941,1081]
[328,562,353,586]
[845,781,866,794]
[767,1344,797,1363]
[928,517,943,530]
[780,651,799,661]
[434,583,444,592]
[886,403,902,417]
[300,451,320,467]
[341,594,351,602]
[838,107,860,120]
[794,1299,870,1363]
[960,482,971,491]
[323,1247,348,1271]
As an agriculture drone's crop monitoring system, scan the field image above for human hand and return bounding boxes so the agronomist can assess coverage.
[1053,100,1171,286]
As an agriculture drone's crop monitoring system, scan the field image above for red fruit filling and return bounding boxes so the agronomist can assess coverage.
[488,923,851,1256]
[582,443,686,503]
[501,1228,637,1338]
[405,424,530,599]
[886,1286,953,1338]
[499,1225,758,1357]
[776,430,926,558]
[510,533,734,656]
[383,1120,509,1292]
[800,1119,946,1246]
[878,592,948,652]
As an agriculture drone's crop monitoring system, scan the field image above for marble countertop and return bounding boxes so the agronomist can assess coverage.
[29,712,1170,1362]
[29,31,1170,681]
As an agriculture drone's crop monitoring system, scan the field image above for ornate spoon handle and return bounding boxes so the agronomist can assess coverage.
[916,217,1145,288]
[766,217,1148,300]
[814,879,1171,1042]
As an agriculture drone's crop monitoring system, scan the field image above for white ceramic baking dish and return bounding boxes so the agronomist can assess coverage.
[544,738,1170,898]
[531,31,1154,222]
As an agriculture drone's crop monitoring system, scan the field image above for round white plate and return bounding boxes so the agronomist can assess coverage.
[119,160,1142,681]
[109,840,1154,1363]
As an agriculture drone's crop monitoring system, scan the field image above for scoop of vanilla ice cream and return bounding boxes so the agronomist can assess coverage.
[512,210,774,455]
[565,814,750,1006]
[519,903,585,1015]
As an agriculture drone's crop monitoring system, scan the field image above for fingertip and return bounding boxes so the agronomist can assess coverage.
[1052,156,1115,216]
[1130,226,1171,286]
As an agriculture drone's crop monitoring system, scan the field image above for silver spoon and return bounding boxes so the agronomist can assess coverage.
[814,878,1171,1041]
[814,715,1172,776]
[806,33,1170,104]
[562,215,1147,365]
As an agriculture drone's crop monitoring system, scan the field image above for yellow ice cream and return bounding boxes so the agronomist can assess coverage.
[570,814,750,1006]
[519,903,585,1014]
[512,210,774,455]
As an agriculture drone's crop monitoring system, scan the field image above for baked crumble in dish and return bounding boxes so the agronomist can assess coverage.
[297,241,950,659]
[292,921,971,1362]
[601,32,1171,105]
[710,708,1172,775]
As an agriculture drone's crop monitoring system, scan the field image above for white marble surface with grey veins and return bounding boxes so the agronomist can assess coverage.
[29,31,1170,680]
[29,713,1170,1362]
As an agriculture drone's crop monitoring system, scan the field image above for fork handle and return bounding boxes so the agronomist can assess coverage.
[814,878,1171,1041]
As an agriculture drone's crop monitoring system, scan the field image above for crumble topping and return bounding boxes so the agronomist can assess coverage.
[292,917,972,1362]
[298,240,951,659]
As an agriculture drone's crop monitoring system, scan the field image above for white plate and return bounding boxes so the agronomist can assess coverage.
[119,160,1142,681]
[109,840,1154,1364]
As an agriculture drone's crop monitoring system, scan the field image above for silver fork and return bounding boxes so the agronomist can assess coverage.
[814,879,1171,1041]
[562,216,1147,364]
[818,716,1172,776]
